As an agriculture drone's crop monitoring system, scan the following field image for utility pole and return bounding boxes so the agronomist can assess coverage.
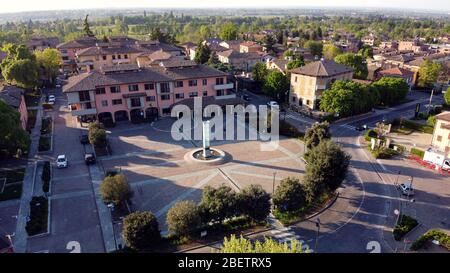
[272,172,277,195]
[315,218,321,252]
[428,89,434,114]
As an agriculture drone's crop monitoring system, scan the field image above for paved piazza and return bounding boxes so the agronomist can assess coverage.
[100,117,306,231]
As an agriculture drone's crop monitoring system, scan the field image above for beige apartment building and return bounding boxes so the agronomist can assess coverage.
[431,112,450,157]
[289,59,353,110]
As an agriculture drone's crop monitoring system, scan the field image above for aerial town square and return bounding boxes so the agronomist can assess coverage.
[0,0,449,259]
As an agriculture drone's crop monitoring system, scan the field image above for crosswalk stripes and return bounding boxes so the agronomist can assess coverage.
[269,227,313,252]
[340,124,356,130]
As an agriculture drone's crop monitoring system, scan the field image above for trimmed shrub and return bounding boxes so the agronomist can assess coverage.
[393,215,418,241]
[411,229,450,251]
[41,161,51,193]
[237,184,271,222]
[372,147,398,159]
[99,174,133,206]
[38,136,50,151]
[364,129,378,141]
[122,211,161,250]
[166,200,201,238]
[25,196,48,236]
[273,177,307,213]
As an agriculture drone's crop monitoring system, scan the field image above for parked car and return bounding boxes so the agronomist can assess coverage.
[56,155,68,168]
[355,124,368,131]
[242,94,250,102]
[80,135,89,145]
[399,183,414,196]
[47,95,56,104]
[267,101,279,108]
[84,153,96,165]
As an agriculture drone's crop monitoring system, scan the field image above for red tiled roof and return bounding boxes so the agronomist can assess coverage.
[379,67,414,77]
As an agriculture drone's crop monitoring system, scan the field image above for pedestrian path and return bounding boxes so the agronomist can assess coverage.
[267,213,313,252]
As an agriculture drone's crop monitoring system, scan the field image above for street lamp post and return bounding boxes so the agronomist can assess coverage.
[315,218,321,251]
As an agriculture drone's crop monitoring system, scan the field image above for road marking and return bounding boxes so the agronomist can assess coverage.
[66,241,81,253]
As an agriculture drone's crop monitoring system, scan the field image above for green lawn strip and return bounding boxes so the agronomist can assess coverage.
[25,196,49,236]
[410,229,450,251]
[393,214,418,241]
[274,193,335,226]
[38,136,51,152]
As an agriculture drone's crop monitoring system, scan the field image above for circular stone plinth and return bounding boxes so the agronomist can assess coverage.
[184,148,229,166]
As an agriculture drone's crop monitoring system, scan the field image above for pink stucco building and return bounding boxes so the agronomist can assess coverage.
[63,60,235,124]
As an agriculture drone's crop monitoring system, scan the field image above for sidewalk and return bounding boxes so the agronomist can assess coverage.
[13,99,44,253]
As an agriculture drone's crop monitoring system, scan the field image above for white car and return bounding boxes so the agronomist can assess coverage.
[48,95,56,105]
[267,101,279,108]
[56,155,68,168]
[399,183,414,196]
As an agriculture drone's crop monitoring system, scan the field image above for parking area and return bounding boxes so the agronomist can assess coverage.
[377,156,450,232]
[101,117,306,230]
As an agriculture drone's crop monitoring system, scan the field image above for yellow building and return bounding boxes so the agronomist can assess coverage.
[289,59,353,110]
[431,111,450,157]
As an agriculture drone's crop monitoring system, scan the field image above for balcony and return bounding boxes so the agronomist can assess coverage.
[214,83,234,90]
[112,58,131,64]
[71,108,97,117]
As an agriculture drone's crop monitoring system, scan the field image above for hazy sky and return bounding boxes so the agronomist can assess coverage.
[1,0,450,13]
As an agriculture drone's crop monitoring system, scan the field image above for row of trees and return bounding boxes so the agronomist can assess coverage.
[273,122,350,214]
[1,43,61,89]
[120,183,271,251]
[320,77,409,117]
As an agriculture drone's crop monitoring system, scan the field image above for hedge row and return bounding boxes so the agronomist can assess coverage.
[41,161,51,193]
[393,215,418,241]
[411,230,450,251]
[25,196,48,236]
[410,148,425,159]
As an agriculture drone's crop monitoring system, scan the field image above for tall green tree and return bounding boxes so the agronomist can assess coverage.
[322,44,342,60]
[0,99,30,157]
[304,140,351,200]
[99,174,133,206]
[199,25,212,40]
[237,184,271,222]
[199,185,237,223]
[1,44,39,89]
[371,77,409,106]
[444,87,450,106]
[273,177,307,213]
[219,22,238,41]
[262,71,289,101]
[263,35,276,53]
[320,80,378,117]
[334,53,368,79]
[166,200,201,238]
[252,62,268,83]
[286,59,304,70]
[35,48,62,85]
[122,211,160,250]
[418,60,443,88]
[304,40,323,58]
[83,15,95,37]
[194,42,211,64]
[304,122,331,150]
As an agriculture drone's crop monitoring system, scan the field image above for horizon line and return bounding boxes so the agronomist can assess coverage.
[1,6,450,15]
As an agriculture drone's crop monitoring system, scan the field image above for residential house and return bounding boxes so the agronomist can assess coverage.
[379,41,399,50]
[267,59,289,74]
[27,37,60,51]
[219,40,243,51]
[57,37,99,72]
[76,45,143,72]
[378,67,415,89]
[63,62,234,121]
[217,50,262,71]
[240,41,263,53]
[0,85,28,130]
[431,111,450,157]
[289,59,354,110]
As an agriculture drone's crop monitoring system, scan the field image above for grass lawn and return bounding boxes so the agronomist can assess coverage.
[0,168,25,201]
[24,91,41,107]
